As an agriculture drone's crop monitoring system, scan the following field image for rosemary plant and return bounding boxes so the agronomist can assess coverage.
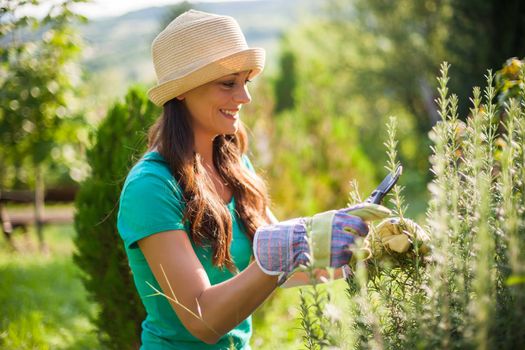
[298,60,525,349]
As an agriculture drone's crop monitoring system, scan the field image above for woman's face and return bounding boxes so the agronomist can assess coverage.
[179,70,252,139]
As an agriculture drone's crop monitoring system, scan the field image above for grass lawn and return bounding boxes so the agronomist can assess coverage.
[0,224,99,349]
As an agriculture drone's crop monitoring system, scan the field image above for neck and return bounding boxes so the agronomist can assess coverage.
[194,131,216,167]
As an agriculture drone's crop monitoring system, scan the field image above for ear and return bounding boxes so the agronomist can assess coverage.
[176,94,185,101]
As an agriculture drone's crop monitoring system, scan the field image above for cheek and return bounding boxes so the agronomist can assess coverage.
[185,89,229,122]
[195,105,220,128]
[186,98,210,118]
[213,89,233,104]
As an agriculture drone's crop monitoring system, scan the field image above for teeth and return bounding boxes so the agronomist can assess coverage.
[221,109,237,116]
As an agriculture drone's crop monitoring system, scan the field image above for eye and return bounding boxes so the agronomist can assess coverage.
[221,81,236,88]
[219,77,251,88]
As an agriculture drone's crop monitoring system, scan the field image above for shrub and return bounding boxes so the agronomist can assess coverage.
[299,60,525,349]
[74,87,159,349]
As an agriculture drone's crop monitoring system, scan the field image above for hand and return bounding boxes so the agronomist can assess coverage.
[369,217,430,256]
[253,203,391,283]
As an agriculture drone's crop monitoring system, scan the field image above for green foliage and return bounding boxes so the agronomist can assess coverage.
[297,62,525,349]
[0,0,88,188]
[74,87,160,349]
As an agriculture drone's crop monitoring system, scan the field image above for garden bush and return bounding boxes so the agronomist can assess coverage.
[74,87,159,349]
[298,60,525,349]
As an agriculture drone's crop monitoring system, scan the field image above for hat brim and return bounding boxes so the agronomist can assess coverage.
[148,48,265,106]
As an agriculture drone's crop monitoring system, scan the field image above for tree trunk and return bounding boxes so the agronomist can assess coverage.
[0,157,10,244]
[34,163,46,250]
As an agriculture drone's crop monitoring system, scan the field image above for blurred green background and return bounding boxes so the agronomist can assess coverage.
[1,0,524,348]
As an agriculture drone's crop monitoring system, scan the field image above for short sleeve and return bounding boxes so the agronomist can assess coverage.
[117,172,188,249]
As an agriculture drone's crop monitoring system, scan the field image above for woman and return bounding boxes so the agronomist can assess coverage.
[117,10,390,349]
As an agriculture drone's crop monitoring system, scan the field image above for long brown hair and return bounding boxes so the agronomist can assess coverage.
[148,98,270,270]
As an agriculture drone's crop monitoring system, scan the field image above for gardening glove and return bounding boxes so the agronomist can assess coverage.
[371,217,430,256]
[253,203,391,284]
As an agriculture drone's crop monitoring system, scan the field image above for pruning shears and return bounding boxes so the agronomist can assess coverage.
[365,165,403,205]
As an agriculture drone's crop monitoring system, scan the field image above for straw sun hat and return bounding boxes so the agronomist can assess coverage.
[148,10,266,106]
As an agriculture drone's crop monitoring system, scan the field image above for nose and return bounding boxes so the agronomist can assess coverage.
[233,84,251,104]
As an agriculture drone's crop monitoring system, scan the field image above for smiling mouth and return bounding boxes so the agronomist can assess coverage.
[220,109,239,120]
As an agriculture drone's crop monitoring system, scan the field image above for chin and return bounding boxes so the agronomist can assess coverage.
[224,122,239,135]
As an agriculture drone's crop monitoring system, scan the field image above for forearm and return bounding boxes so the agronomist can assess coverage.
[196,262,278,341]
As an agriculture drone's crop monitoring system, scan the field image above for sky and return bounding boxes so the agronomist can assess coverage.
[30,0,261,19]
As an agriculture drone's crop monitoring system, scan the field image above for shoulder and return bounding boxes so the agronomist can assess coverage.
[122,152,182,197]
[126,152,172,183]
[119,151,186,220]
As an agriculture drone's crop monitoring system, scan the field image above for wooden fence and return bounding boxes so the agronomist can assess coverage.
[0,187,77,242]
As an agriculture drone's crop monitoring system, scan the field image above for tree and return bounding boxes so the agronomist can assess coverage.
[274,35,298,113]
[446,0,525,115]
[326,0,525,131]
[74,87,160,349]
[0,0,87,246]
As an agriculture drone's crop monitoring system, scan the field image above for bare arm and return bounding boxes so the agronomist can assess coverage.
[138,230,278,344]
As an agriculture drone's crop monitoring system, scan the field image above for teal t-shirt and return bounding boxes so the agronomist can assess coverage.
[117,151,255,349]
